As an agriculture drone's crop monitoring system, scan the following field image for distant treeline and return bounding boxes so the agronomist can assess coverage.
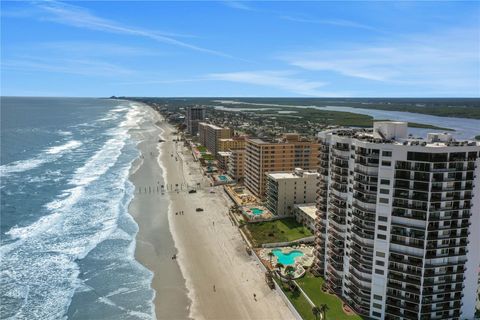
[123,97,480,119]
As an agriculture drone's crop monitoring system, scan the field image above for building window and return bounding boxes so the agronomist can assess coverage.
[376,251,385,258]
[376,260,385,266]
[378,225,387,231]
[382,151,392,157]
[379,198,389,204]
[375,269,384,275]
[381,160,391,166]
[380,179,390,185]
[372,311,382,318]
[377,234,387,240]
[378,216,388,222]
[380,189,389,195]
[373,294,382,300]
[373,303,382,309]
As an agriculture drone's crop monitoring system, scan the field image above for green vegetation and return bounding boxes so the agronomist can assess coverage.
[201,154,214,160]
[274,273,362,320]
[275,278,316,320]
[253,107,453,131]
[245,218,312,246]
[295,273,362,320]
[196,146,207,152]
[211,98,480,119]
[130,97,480,119]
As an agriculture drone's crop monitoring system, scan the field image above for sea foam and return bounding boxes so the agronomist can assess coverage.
[1,104,153,319]
[0,140,82,176]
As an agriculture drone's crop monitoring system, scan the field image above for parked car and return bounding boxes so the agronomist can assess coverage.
[188,190,197,194]
[196,208,204,212]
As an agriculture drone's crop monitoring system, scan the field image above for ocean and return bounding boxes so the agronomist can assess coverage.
[0,97,155,319]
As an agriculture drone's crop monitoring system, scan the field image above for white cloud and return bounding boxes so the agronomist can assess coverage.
[206,70,336,96]
[32,1,233,58]
[280,16,377,31]
[2,57,134,77]
[223,1,255,11]
[35,41,159,57]
[282,26,480,92]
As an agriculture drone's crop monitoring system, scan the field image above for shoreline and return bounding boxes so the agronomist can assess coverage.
[129,103,294,319]
[128,106,191,319]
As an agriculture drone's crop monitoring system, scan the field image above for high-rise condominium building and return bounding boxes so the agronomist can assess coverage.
[185,106,205,135]
[198,122,233,157]
[313,122,480,320]
[244,133,319,198]
[265,168,319,216]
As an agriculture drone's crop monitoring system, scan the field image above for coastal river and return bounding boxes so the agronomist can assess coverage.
[215,101,480,140]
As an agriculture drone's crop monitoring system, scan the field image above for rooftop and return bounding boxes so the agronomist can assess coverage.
[267,168,319,180]
[217,151,232,157]
[294,203,317,220]
[318,121,479,148]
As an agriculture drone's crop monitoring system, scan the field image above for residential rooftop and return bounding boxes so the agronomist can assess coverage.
[294,203,317,220]
[267,168,319,179]
[318,121,479,148]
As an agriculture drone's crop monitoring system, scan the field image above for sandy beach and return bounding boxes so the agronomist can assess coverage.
[129,105,294,320]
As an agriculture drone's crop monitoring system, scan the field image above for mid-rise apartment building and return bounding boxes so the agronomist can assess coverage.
[227,148,246,181]
[313,122,480,320]
[185,106,205,135]
[265,168,319,216]
[198,122,233,157]
[244,133,319,198]
[218,136,247,152]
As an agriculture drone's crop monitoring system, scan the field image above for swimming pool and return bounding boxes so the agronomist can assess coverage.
[251,208,264,215]
[218,175,228,181]
[272,249,304,265]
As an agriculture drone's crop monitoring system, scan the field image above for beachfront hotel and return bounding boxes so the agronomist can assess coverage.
[185,106,205,135]
[244,133,320,198]
[265,168,319,216]
[198,122,233,158]
[312,122,480,320]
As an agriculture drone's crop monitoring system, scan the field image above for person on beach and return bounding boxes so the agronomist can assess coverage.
[253,293,256,301]
[213,285,216,292]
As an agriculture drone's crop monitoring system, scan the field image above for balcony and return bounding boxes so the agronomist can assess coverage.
[422,284,464,296]
[423,276,464,287]
[388,270,421,285]
[353,192,377,204]
[387,280,421,294]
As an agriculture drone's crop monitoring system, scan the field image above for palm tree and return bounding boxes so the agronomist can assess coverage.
[267,251,274,267]
[275,262,284,275]
[284,265,296,276]
[312,306,321,320]
[284,266,296,291]
[319,303,329,320]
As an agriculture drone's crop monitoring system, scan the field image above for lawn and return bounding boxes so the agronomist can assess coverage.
[245,218,312,246]
[275,278,316,320]
[196,145,207,152]
[295,273,363,320]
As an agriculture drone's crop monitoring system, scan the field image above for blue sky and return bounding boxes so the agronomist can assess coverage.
[1,1,479,97]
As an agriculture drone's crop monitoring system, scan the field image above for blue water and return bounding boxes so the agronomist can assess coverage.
[272,249,303,265]
[251,208,264,215]
[0,97,155,319]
